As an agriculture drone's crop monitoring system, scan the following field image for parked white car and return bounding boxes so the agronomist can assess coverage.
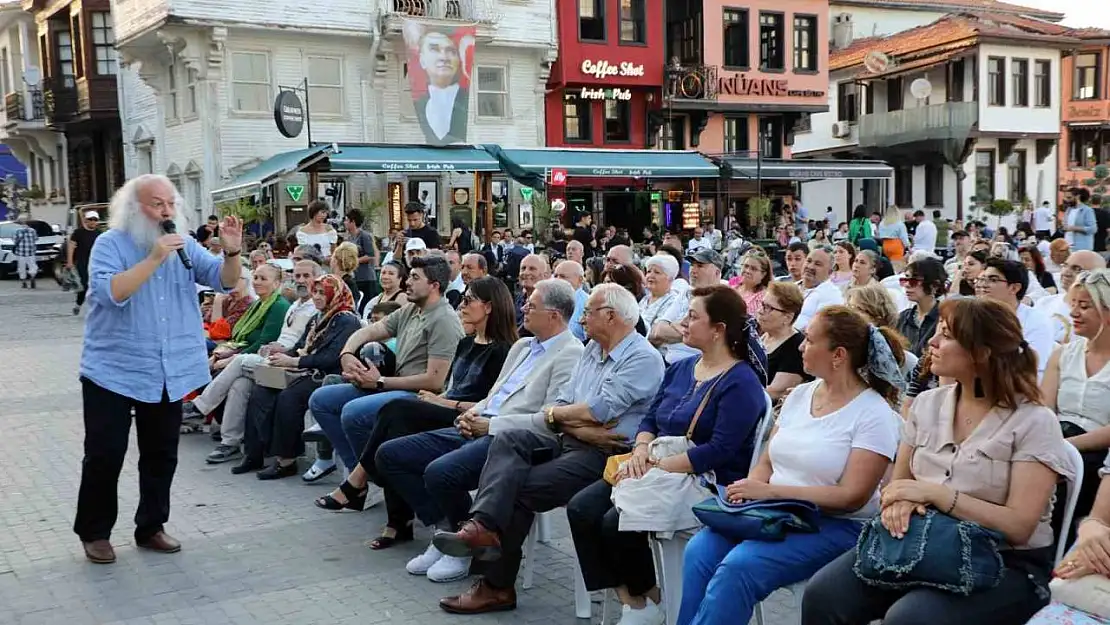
[0,219,63,277]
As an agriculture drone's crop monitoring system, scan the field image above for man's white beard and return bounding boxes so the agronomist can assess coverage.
[125,217,164,251]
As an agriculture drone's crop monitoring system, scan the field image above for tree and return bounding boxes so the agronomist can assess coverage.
[983,198,1014,227]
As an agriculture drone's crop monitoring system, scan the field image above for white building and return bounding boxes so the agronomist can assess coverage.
[792,2,1069,226]
[0,4,69,225]
[111,0,557,234]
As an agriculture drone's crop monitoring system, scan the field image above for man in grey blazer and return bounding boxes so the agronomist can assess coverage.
[375,278,584,583]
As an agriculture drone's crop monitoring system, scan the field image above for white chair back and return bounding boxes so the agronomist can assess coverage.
[1055,442,1085,565]
[749,391,776,474]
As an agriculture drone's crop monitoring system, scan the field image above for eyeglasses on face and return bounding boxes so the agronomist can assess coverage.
[898,277,922,287]
[973,275,1009,286]
[581,305,615,317]
[460,294,485,307]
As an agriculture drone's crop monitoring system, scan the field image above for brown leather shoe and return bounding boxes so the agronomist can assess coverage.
[432,519,501,561]
[82,540,115,564]
[136,531,181,554]
[439,579,516,614]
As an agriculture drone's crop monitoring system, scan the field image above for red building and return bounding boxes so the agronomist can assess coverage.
[544,0,665,148]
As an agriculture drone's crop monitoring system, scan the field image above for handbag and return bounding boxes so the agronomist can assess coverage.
[1050,573,1110,619]
[603,364,734,486]
[691,484,822,542]
[253,363,311,390]
[853,508,1005,596]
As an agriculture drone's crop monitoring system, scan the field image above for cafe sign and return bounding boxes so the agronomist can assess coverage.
[579,87,632,101]
[718,73,826,98]
[580,60,645,80]
[1066,101,1109,122]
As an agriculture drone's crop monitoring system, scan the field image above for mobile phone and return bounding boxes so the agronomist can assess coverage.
[531,447,555,465]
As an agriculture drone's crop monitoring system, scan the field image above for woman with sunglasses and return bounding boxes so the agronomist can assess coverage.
[313,277,517,547]
[895,258,945,356]
[1041,268,1110,541]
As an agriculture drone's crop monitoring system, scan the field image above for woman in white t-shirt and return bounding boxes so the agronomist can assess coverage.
[676,306,905,625]
[296,201,338,260]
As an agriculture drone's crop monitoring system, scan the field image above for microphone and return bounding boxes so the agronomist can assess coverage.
[160,220,192,269]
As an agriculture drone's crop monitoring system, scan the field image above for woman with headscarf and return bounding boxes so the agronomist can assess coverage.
[237,274,363,479]
[567,285,770,625]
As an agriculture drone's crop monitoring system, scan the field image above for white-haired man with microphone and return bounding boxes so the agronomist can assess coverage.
[75,174,243,564]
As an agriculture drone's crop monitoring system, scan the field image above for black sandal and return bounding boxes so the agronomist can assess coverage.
[314,480,368,512]
[366,524,414,550]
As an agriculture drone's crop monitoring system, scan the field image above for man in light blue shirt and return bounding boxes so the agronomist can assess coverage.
[553,259,589,341]
[76,175,243,565]
[375,278,583,583]
[434,284,664,614]
[1064,187,1098,252]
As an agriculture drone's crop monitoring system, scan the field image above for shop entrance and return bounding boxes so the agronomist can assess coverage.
[603,191,652,237]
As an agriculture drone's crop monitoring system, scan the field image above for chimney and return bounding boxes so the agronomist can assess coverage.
[832,13,854,50]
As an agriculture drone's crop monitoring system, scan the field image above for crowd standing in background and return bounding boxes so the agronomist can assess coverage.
[59,176,1110,625]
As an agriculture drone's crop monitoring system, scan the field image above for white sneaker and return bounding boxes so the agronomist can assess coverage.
[406,542,445,575]
[616,598,665,625]
[426,554,471,583]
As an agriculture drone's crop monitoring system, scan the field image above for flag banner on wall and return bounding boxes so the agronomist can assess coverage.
[402,20,476,146]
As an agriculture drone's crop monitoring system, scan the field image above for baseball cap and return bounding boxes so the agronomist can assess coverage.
[405,237,428,252]
[84,210,100,220]
[686,248,724,269]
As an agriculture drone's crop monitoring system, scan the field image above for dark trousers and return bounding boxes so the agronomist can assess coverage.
[471,429,611,589]
[74,378,182,542]
[358,399,459,528]
[246,376,320,460]
[567,479,657,596]
[356,280,380,315]
[378,427,493,529]
[800,548,1051,625]
[76,264,89,306]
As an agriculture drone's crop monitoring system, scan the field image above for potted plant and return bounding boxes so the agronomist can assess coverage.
[984,198,1014,227]
[25,185,45,200]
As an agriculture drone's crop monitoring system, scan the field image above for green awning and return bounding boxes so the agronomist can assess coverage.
[211,145,333,203]
[323,144,501,172]
[492,148,721,178]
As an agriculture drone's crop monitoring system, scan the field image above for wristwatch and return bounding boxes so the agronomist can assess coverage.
[545,406,559,433]
[375,379,385,391]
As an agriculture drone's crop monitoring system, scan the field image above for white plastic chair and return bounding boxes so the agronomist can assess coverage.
[521,508,592,618]
[649,390,776,625]
[1055,442,1085,565]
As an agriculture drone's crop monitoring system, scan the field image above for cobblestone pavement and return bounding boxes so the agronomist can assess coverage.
[0,279,800,625]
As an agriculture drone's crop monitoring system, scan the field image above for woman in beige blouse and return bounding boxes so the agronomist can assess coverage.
[802,297,1074,625]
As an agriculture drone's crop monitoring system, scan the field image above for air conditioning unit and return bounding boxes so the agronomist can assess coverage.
[832,121,852,138]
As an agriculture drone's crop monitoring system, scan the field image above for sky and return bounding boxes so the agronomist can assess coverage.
[1013,0,1110,28]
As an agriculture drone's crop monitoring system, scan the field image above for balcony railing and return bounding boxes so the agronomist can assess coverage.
[43,75,77,126]
[4,89,45,122]
[383,0,498,22]
[858,101,979,149]
[665,64,719,101]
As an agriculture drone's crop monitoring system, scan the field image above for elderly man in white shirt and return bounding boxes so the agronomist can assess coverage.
[794,246,846,330]
[1036,250,1107,343]
[686,226,712,254]
[911,210,937,255]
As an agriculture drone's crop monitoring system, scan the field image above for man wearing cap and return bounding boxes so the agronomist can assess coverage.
[648,248,727,364]
[405,237,428,269]
[67,210,102,314]
[395,202,441,261]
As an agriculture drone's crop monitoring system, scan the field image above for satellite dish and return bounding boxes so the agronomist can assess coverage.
[23,66,41,86]
[910,78,932,99]
[863,50,891,74]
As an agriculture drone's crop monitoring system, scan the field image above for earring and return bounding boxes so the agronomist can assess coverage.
[973,377,985,398]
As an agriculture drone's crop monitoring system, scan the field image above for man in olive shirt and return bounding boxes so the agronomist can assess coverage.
[308,255,464,472]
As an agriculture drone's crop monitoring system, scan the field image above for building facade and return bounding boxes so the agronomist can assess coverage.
[112,0,556,234]
[1059,34,1110,201]
[0,4,61,224]
[793,11,1073,224]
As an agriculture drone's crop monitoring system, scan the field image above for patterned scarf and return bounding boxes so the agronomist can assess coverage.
[302,274,356,355]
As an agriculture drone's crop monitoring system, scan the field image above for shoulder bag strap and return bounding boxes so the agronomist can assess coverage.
[685,362,738,439]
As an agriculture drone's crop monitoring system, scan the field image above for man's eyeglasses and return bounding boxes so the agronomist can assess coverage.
[144,199,176,210]
[973,275,1009,286]
[581,306,614,317]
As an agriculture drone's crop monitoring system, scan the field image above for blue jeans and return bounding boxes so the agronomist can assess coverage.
[678,516,863,625]
[306,383,413,470]
[376,427,493,528]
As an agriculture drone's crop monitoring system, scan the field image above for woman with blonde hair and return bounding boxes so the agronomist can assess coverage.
[876,205,910,269]
[845,283,899,327]
[803,297,1073,625]
[330,241,360,301]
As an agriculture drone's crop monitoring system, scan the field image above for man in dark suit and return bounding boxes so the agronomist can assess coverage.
[414,30,469,146]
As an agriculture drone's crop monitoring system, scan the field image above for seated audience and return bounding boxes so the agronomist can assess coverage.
[651,249,727,364]
[1042,268,1110,537]
[330,241,360,301]
[975,258,1054,380]
[734,251,770,317]
[237,275,362,478]
[604,263,650,336]
[794,247,845,331]
[307,255,465,472]
[209,263,290,365]
[949,249,988,296]
[553,260,589,341]
[1021,244,1058,296]
[758,281,811,401]
[640,254,681,335]
[778,242,808,284]
[802,297,1074,625]
[208,274,255,331]
[373,279,584,582]
[830,242,855,288]
[363,260,409,316]
[895,258,944,356]
[678,306,904,625]
[567,285,769,624]
[514,254,551,335]
[430,284,665,614]
[845,283,899,328]
[847,249,879,291]
[1036,250,1106,343]
[315,277,517,549]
